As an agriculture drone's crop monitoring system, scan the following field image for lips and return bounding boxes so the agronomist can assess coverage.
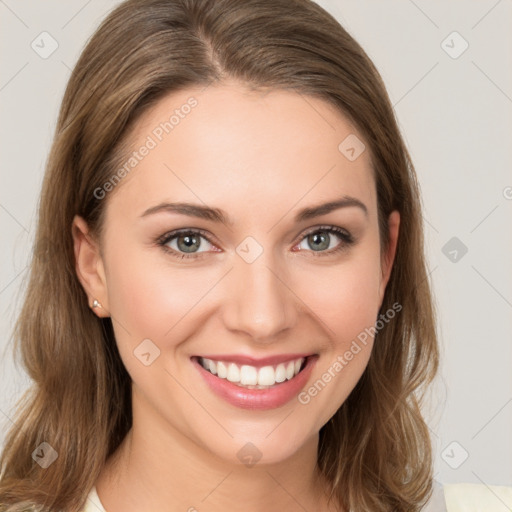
[190,354,319,410]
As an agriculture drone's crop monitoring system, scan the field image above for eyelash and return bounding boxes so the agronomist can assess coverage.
[155,225,355,260]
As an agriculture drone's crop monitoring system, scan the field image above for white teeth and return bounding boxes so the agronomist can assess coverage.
[240,365,258,385]
[274,364,287,383]
[207,359,217,375]
[258,366,275,386]
[226,363,240,383]
[286,361,295,380]
[198,356,306,387]
[217,361,227,379]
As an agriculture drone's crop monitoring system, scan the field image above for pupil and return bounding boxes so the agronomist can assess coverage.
[310,232,328,251]
[179,234,200,253]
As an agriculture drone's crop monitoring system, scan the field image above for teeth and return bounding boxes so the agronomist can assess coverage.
[240,365,258,385]
[226,363,240,383]
[198,356,306,387]
[286,361,295,380]
[217,361,227,379]
[258,366,275,386]
[207,359,217,375]
[274,364,287,383]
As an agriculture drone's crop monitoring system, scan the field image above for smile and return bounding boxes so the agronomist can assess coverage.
[197,356,307,389]
[190,354,318,410]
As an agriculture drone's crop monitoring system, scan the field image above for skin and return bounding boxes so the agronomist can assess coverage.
[73,80,400,512]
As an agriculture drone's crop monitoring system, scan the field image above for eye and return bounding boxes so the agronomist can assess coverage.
[294,225,355,256]
[157,229,218,260]
[156,225,355,261]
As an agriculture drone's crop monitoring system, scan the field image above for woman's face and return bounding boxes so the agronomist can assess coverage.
[74,81,399,466]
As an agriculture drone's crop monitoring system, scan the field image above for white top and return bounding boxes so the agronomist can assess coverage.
[82,480,512,511]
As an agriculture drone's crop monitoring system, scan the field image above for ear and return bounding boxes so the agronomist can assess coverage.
[378,210,400,306]
[72,215,110,317]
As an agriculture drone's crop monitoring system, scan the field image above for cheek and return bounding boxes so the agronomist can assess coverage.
[294,254,381,425]
[104,234,210,337]
[103,251,248,401]
[294,250,382,341]
[103,250,212,386]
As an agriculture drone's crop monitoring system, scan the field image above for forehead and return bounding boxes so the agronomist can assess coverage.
[106,82,376,225]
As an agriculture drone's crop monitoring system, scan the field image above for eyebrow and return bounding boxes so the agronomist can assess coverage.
[140,195,368,226]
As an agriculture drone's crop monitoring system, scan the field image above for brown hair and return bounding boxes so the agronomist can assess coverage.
[0,0,439,510]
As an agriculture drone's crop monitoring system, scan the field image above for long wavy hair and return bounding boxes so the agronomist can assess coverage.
[0,0,439,510]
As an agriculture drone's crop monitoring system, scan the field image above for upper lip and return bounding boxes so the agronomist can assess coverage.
[192,353,315,368]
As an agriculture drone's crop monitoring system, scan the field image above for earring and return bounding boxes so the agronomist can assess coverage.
[92,299,102,309]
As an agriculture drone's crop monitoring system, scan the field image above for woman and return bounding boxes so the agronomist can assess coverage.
[1,0,510,511]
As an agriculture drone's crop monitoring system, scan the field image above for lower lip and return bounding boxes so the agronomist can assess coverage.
[191,356,318,410]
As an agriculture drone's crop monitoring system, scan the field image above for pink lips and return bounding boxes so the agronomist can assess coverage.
[191,354,318,410]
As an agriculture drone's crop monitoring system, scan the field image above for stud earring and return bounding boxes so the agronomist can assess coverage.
[92,299,102,309]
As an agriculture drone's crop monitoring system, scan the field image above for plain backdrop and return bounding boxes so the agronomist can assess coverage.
[1,0,511,488]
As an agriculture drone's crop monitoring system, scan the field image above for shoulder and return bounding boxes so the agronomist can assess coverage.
[422,479,447,512]
[423,480,512,512]
[78,482,512,512]
[81,486,107,512]
[443,482,512,511]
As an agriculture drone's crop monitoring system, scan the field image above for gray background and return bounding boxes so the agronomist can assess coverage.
[1,0,511,488]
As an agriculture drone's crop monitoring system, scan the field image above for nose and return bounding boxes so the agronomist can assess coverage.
[221,253,298,343]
